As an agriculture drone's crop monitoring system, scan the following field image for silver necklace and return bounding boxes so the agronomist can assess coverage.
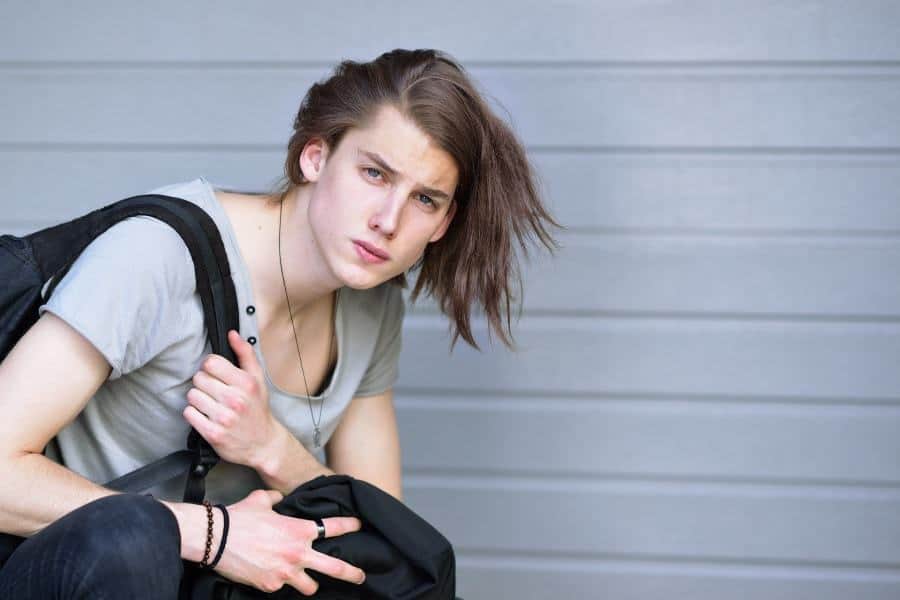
[277,197,338,448]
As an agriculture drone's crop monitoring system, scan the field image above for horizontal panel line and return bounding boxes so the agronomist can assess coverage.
[11,216,900,241]
[455,553,900,581]
[405,473,900,499]
[0,60,337,69]
[3,143,900,157]
[455,547,900,573]
[0,142,281,153]
[3,59,900,71]
[561,226,900,239]
[394,386,900,407]
[395,395,900,413]
[478,60,900,71]
[404,311,900,327]
[530,145,900,155]
[406,307,900,324]
[403,466,900,492]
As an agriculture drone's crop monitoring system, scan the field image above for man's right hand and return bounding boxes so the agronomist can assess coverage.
[164,489,366,596]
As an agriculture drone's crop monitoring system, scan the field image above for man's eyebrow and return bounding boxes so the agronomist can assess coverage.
[358,149,452,202]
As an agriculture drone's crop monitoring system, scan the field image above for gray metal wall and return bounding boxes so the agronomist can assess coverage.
[2,2,899,598]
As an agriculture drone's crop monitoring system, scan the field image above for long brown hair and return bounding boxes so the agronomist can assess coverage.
[274,48,560,350]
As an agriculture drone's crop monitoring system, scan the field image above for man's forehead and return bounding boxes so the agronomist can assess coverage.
[352,139,457,191]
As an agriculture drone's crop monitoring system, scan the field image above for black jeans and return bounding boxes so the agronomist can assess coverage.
[0,493,185,600]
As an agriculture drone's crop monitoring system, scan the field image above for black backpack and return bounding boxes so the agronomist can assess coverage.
[0,194,460,599]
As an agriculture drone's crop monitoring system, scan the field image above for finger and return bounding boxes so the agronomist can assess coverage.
[191,369,232,403]
[228,330,264,379]
[304,548,366,585]
[186,387,232,424]
[202,351,257,392]
[319,516,363,538]
[249,488,284,507]
[286,570,318,596]
[183,405,225,444]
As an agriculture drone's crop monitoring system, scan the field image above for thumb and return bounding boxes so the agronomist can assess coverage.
[248,488,284,508]
[228,330,262,377]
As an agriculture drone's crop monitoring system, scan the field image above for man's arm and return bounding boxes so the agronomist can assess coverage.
[0,312,118,536]
[326,389,403,501]
[254,425,336,495]
[0,313,217,563]
[254,389,403,500]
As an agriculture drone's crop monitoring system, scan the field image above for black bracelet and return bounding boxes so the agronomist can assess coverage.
[208,504,230,569]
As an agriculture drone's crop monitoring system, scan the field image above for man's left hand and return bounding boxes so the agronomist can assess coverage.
[183,329,281,468]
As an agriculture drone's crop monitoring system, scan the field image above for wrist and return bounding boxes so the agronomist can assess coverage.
[255,423,333,493]
[160,500,223,564]
[253,419,294,482]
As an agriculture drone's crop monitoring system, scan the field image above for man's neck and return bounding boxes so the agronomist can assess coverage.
[217,186,340,322]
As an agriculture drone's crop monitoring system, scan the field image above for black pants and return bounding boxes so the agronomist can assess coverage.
[0,494,185,600]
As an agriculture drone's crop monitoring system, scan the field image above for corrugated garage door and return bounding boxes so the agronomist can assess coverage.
[1,2,898,598]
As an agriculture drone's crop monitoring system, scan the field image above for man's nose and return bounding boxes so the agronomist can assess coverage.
[369,190,405,238]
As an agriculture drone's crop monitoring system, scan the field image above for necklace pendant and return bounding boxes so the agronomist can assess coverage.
[313,427,321,448]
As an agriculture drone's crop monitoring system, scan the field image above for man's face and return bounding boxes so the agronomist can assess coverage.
[302,104,459,289]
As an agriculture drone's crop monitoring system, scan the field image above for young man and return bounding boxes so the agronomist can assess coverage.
[0,48,558,598]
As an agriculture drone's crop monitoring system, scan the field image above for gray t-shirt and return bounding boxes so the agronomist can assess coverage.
[39,177,405,504]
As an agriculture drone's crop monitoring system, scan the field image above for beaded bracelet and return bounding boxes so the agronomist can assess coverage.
[200,500,214,568]
[209,504,230,569]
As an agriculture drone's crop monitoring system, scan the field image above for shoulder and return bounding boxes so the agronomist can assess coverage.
[42,185,213,318]
[37,216,197,379]
[345,283,405,395]
[82,215,196,292]
[42,211,202,317]
[344,282,405,357]
[340,282,406,360]
[342,282,405,325]
[78,177,219,288]
[146,177,216,207]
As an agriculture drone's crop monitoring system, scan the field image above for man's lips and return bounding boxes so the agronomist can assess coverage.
[353,239,390,262]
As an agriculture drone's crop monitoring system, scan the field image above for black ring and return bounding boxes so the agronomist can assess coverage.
[314,517,326,540]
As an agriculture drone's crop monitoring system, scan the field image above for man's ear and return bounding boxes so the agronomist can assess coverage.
[429,201,457,243]
[299,138,329,182]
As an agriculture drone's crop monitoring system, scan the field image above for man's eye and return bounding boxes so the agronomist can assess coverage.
[364,167,383,179]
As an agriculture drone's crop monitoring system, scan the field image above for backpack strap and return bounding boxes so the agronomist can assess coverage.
[33,194,240,503]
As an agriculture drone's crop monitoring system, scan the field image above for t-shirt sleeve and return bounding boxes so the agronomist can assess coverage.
[38,216,197,380]
[353,284,406,397]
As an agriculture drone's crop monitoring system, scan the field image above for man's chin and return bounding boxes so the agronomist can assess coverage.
[339,267,393,290]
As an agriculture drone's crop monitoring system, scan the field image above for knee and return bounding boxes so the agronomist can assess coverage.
[59,494,183,589]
